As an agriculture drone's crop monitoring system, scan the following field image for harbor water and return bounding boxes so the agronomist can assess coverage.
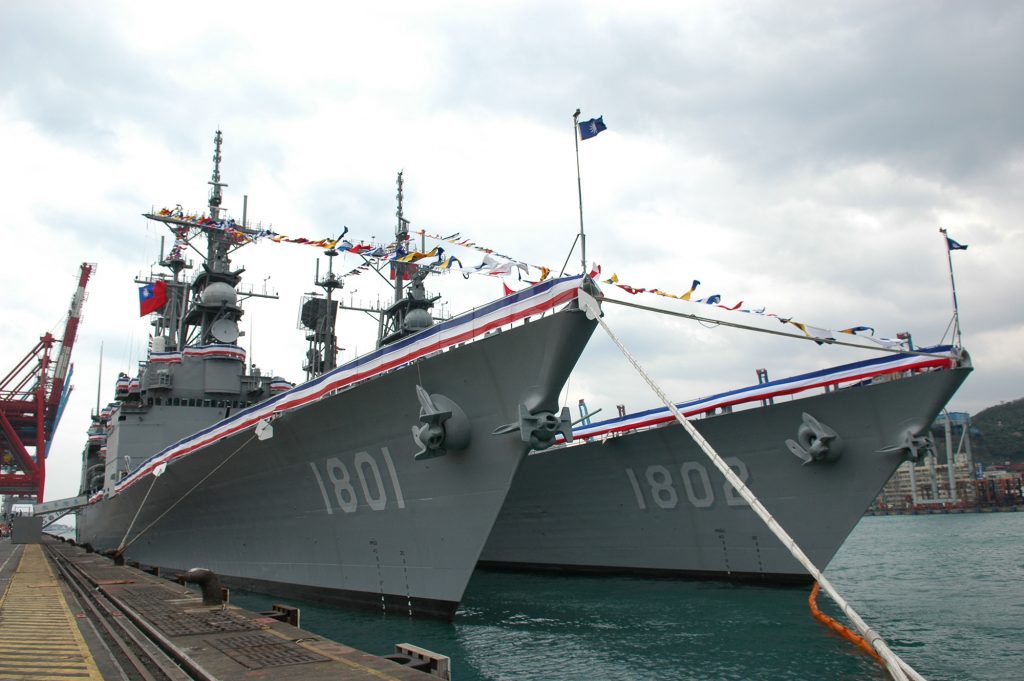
[230,512,1022,680]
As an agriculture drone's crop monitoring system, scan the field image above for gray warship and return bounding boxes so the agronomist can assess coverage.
[480,344,970,581]
[75,132,597,617]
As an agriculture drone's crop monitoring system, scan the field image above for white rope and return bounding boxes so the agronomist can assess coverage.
[116,473,159,551]
[117,432,257,555]
[578,290,924,681]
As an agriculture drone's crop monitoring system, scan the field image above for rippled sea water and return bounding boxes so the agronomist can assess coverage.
[230,513,1023,681]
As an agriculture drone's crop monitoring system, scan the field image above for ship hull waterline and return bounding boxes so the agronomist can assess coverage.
[79,308,596,619]
[480,365,970,583]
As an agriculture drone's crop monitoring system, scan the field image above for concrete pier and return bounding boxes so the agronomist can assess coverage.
[0,536,447,680]
[0,542,104,680]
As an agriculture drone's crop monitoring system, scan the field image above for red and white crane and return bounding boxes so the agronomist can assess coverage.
[0,262,94,502]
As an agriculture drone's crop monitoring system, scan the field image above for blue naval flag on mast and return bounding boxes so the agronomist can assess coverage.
[578,116,607,140]
[946,236,968,251]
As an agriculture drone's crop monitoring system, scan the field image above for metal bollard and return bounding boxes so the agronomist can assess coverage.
[176,568,223,606]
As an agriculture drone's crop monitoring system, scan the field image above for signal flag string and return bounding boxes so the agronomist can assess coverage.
[576,289,926,681]
[597,295,953,360]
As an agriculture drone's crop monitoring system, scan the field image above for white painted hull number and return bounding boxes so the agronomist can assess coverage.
[311,447,406,515]
[626,458,750,510]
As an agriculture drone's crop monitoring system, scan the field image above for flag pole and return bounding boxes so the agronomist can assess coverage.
[938,227,962,348]
[95,341,103,415]
[573,108,586,274]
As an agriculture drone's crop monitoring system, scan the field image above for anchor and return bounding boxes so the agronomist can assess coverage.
[785,412,844,465]
[876,429,934,463]
[492,404,573,451]
[411,385,470,460]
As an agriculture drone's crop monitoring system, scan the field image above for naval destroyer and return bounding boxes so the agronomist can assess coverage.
[75,132,597,617]
[481,344,970,581]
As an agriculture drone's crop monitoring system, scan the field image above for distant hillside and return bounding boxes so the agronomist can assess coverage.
[970,397,1024,464]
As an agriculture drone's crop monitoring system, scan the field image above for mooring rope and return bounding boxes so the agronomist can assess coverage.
[115,432,258,556]
[578,290,925,681]
[116,472,160,552]
[598,295,953,359]
[809,582,883,665]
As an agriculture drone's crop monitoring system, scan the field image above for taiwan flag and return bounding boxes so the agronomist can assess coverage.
[139,280,168,316]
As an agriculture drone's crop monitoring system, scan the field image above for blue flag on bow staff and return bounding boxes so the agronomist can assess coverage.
[573,109,607,276]
[578,116,607,140]
[938,228,965,348]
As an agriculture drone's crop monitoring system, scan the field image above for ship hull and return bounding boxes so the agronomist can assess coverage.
[480,366,970,581]
[79,307,595,618]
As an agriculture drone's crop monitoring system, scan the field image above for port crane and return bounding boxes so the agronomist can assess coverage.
[0,263,93,503]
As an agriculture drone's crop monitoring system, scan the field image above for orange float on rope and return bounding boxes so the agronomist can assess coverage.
[809,582,884,666]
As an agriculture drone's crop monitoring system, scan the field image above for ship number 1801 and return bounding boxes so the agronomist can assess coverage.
[311,448,406,514]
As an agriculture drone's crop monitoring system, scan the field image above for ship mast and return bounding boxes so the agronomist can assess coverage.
[299,171,443,368]
[374,172,440,347]
[208,130,225,221]
[203,130,235,280]
[142,130,277,353]
[321,249,341,372]
[393,170,410,304]
[174,129,244,349]
[301,249,343,380]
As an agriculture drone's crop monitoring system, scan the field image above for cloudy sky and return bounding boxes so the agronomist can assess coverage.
[2,0,1021,503]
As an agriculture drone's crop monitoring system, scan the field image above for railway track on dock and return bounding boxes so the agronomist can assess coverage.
[46,544,203,681]
[39,539,445,681]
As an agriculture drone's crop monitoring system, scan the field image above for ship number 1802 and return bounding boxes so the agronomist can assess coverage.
[625,458,750,510]
[310,448,406,514]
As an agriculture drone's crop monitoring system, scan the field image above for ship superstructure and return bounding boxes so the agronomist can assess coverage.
[76,132,598,617]
[80,132,283,498]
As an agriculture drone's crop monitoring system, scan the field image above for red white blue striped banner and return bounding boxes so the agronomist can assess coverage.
[567,345,960,442]
[99,275,586,500]
[182,344,246,361]
[148,352,183,364]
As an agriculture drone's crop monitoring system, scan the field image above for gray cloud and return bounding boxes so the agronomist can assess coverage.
[432,2,1024,184]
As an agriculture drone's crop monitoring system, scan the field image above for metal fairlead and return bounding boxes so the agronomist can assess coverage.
[785,412,844,465]
[411,385,470,460]
[492,404,574,451]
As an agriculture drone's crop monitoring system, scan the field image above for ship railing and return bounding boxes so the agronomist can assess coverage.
[321,286,577,399]
[106,275,586,497]
[558,345,959,449]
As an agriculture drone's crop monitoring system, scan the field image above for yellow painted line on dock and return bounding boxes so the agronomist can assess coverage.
[0,544,103,681]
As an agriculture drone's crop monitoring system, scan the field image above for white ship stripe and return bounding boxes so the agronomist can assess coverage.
[567,345,959,442]
[93,275,585,501]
